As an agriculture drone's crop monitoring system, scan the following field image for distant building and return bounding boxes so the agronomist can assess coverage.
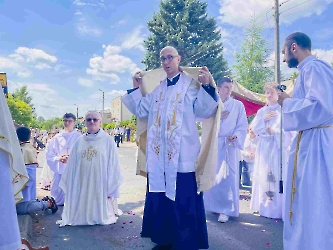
[101,109,112,124]
[111,96,132,122]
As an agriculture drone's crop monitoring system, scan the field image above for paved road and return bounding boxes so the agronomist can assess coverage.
[32,143,283,250]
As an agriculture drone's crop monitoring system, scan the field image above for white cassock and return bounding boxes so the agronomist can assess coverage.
[250,104,292,219]
[204,98,248,217]
[40,141,54,188]
[0,92,29,250]
[283,56,333,250]
[60,130,123,226]
[46,130,81,205]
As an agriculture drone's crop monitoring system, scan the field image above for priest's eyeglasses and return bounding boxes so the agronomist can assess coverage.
[86,118,99,123]
[160,55,179,63]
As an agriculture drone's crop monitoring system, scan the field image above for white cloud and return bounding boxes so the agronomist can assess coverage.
[313,48,333,64]
[78,77,94,87]
[111,19,128,28]
[77,22,103,36]
[54,64,72,74]
[266,48,333,80]
[218,0,333,27]
[75,10,83,15]
[11,47,57,63]
[86,44,140,83]
[35,63,52,70]
[315,28,333,41]
[0,57,32,77]
[74,0,87,6]
[121,25,146,51]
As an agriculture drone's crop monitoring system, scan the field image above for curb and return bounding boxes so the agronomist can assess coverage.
[18,214,33,241]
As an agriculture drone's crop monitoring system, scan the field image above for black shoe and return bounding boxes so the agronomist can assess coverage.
[49,197,58,214]
[42,196,50,202]
[152,244,172,250]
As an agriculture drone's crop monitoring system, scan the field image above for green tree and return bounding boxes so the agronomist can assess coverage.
[6,94,34,126]
[233,17,273,93]
[41,117,63,130]
[290,72,299,81]
[142,0,228,80]
[12,86,34,108]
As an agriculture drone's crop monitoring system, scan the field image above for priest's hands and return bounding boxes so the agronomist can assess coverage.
[133,71,143,88]
[221,110,230,119]
[264,111,277,121]
[277,91,290,106]
[60,155,69,164]
[266,127,274,135]
[198,67,213,85]
[227,134,237,142]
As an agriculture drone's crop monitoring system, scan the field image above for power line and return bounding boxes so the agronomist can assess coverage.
[280,0,313,15]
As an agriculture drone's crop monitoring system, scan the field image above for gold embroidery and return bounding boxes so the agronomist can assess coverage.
[0,135,9,142]
[82,145,98,161]
[151,92,164,157]
[166,92,182,162]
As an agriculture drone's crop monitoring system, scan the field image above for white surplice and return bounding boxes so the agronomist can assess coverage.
[60,130,123,226]
[122,72,218,201]
[0,92,29,250]
[204,98,248,216]
[250,104,293,219]
[283,56,333,250]
[46,130,81,205]
[40,141,54,188]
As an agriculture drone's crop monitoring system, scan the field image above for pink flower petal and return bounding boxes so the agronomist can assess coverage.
[266,243,271,246]
[262,230,265,232]
[130,221,133,223]
[123,222,126,224]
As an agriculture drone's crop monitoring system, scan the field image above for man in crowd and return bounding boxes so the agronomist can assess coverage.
[122,46,220,250]
[278,32,333,250]
[60,111,123,226]
[204,77,247,223]
[46,113,81,205]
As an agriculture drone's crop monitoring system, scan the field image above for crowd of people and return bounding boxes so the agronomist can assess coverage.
[1,32,333,250]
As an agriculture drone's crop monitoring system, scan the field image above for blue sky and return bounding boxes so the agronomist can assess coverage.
[0,0,332,119]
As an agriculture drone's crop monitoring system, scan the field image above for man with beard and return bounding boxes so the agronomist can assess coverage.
[46,113,81,205]
[278,32,333,250]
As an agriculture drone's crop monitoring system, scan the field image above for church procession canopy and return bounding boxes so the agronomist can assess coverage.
[231,79,295,116]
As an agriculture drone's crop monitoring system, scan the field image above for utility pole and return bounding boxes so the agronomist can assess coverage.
[274,0,281,86]
[74,104,79,119]
[99,89,105,129]
[274,0,283,194]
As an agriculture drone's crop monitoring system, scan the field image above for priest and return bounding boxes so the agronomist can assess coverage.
[122,46,220,250]
[60,111,123,226]
[0,91,29,250]
[279,32,333,250]
[204,77,248,223]
[46,113,81,205]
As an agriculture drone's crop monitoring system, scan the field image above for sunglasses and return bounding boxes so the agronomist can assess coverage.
[86,118,99,123]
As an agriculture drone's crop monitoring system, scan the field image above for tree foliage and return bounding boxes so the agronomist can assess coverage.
[233,17,273,93]
[12,85,34,108]
[142,0,228,80]
[6,94,34,126]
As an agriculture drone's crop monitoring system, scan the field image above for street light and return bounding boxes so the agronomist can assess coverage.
[74,104,79,119]
[99,89,105,129]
